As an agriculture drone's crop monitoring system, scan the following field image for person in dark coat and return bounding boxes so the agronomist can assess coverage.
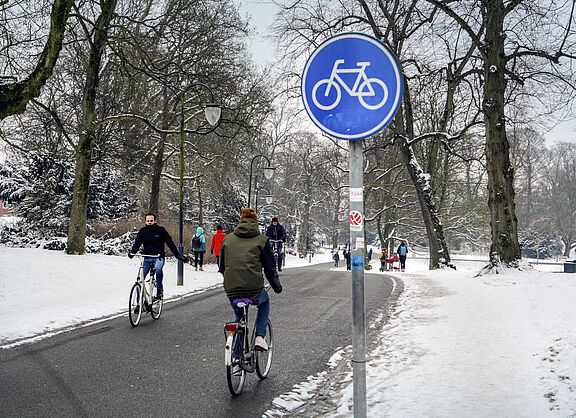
[333,251,340,267]
[343,249,351,271]
[266,217,287,271]
[219,208,282,351]
[397,241,408,272]
[130,213,188,299]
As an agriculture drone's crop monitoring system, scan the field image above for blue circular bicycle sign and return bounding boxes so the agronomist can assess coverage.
[301,32,403,140]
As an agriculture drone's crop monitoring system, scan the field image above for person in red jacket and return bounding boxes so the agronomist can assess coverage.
[211,225,226,267]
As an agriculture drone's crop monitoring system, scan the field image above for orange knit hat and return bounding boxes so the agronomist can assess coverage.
[240,208,258,221]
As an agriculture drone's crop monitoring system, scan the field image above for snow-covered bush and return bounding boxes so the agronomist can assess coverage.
[0,157,137,235]
[0,218,136,255]
[520,231,563,259]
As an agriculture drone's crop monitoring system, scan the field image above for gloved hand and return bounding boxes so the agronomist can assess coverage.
[128,253,134,259]
[211,249,213,255]
[177,255,189,263]
[273,284,283,294]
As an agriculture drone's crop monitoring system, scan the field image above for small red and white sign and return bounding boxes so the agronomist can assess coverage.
[350,188,363,202]
[350,211,363,231]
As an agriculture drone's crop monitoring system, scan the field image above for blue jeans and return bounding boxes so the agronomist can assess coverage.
[142,257,165,293]
[272,241,283,269]
[229,289,270,337]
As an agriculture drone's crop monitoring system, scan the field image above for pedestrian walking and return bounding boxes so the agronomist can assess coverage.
[191,227,206,271]
[343,249,351,271]
[379,248,387,272]
[333,251,340,267]
[397,241,408,272]
[211,225,226,267]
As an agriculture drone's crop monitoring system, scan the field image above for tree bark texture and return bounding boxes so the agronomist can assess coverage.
[297,178,312,255]
[395,85,453,269]
[482,0,521,265]
[66,0,118,254]
[399,142,452,269]
[149,90,171,216]
[0,0,75,120]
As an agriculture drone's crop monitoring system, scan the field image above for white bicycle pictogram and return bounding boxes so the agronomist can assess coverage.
[312,59,389,111]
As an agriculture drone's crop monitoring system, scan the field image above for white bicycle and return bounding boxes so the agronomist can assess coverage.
[312,59,388,110]
[128,254,163,327]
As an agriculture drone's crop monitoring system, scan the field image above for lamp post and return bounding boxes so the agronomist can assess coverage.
[177,82,221,286]
[254,186,274,213]
[248,154,275,208]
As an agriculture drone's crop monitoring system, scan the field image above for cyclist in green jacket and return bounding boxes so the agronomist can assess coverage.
[219,208,282,350]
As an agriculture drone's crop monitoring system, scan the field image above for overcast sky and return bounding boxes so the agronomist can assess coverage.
[234,1,576,144]
[235,0,279,67]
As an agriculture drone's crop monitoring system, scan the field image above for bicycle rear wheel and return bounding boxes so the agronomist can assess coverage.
[226,333,246,396]
[128,283,142,327]
[150,286,163,320]
[256,320,273,379]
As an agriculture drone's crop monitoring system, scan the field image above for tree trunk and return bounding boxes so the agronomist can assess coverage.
[148,135,165,216]
[399,142,452,269]
[0,0,75,120]
[197,186,203,227]
[482,0,521,266]
[149,89,171,216]
[298,177,312,255]
[331,188,341,249]
[66,0,118,254]
[395,84,453,269]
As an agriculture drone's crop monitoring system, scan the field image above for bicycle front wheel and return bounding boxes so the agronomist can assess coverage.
[226,333,246,396]
[256,320,273,379]
[128,283,142,327]
[150,286,163,320]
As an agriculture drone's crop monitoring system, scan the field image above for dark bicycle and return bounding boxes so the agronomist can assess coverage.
[224,294,273,396]
[269,239,284,270]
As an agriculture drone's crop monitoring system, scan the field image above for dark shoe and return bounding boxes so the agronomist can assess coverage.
[278,268,282,272]
[155,292,163,300]
[133,306,140,314]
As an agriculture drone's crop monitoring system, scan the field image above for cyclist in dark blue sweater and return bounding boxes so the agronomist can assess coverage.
[130,213,187,299]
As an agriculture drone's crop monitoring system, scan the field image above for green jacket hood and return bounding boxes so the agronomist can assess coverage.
[196,226,204,235]
[233,218,261,238]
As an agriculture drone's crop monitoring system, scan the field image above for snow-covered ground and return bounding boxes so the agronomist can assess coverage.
[2,245,575,417]
[0,245,330,347]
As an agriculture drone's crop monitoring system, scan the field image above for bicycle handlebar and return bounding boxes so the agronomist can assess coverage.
[129,253,161,258]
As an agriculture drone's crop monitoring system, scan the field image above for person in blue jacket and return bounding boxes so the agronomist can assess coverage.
[397,241,408,272]
[191,226,206,271]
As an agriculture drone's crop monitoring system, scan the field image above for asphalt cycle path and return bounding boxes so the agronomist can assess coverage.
[0,263,399,417]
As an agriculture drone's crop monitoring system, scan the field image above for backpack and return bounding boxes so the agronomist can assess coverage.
[192,235,201,249]
[400,245,407,255]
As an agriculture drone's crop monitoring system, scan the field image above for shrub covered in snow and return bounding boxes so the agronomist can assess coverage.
[0,219,136,255]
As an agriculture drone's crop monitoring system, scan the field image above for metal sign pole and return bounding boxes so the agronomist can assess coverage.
[300,31,404,418]
[349,139,366,418]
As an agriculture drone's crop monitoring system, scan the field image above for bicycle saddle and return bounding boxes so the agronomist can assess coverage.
[233,298,253,306]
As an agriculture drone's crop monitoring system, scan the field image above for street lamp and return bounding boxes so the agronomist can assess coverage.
[177,82,221,286]
[248,154,275,208]
[254,186,274,213]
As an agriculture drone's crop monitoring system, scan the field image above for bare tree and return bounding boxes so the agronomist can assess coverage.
[539,142,576,257]
[66,0,119,254]
[0,0,75,119]
[427,0,576,271]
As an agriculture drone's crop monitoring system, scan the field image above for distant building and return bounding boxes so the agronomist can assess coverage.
[0,199,15,217]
